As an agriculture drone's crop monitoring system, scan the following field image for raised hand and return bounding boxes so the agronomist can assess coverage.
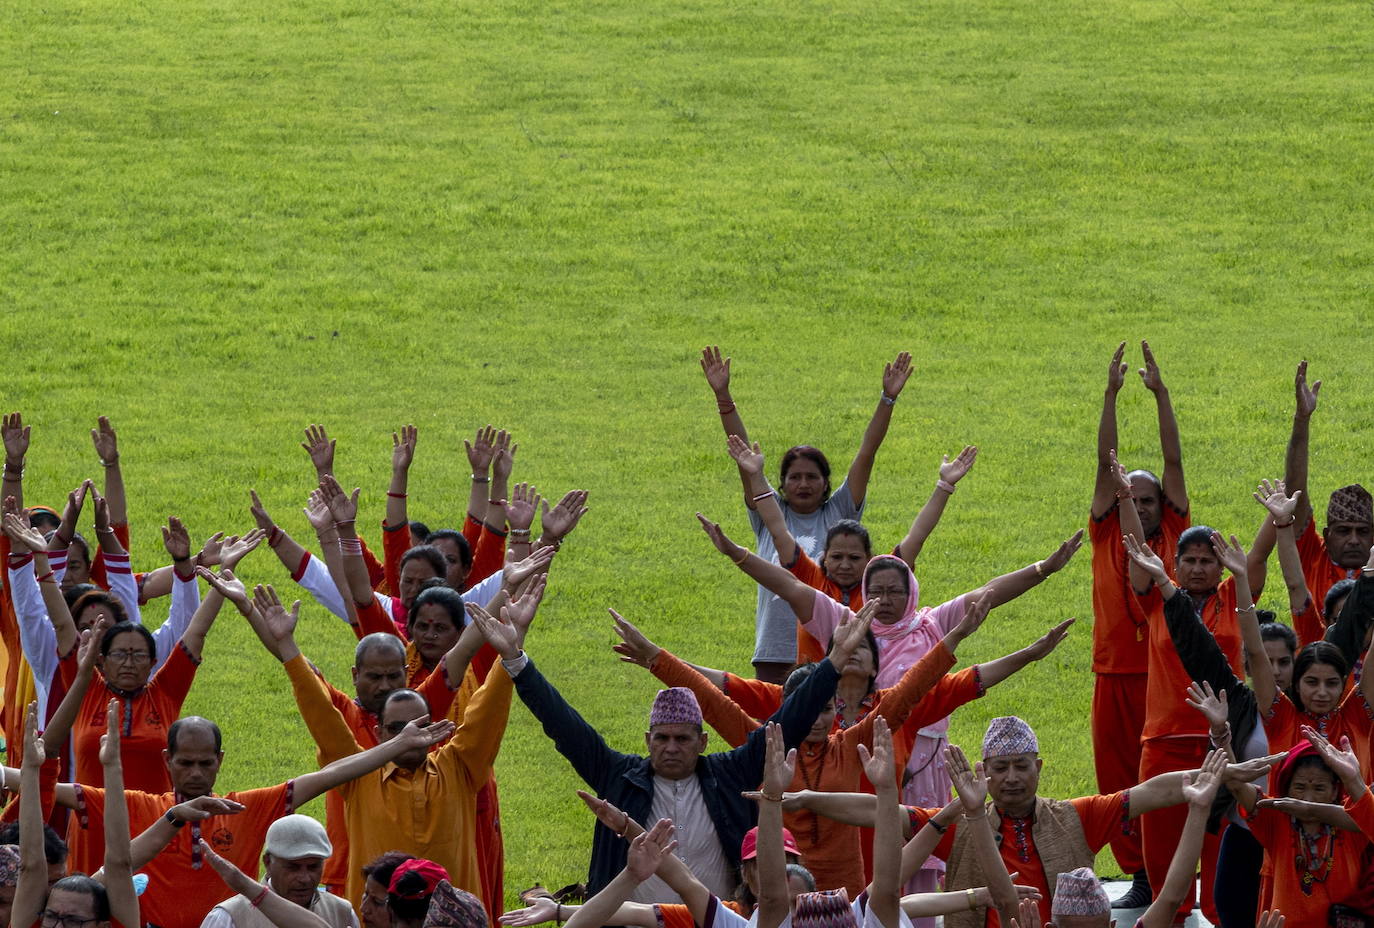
[1185,681,1229,731]
[21,701,44,769]
[504,574,547,637]
[1209,531,1248,578]
[1224,753,1287,784]
[1039,529,1084,575]
[91,488,111,534]
[700,346,731,395]
[1023,618,1074,660]
[1138,340,1166,394]
[1122,533,1168,583]
[251,585,301,644]
[1253,479,1300,524]
[91,416,119,464]
[301,424,336,476]
[1295,360,1321,419]
[576,789,639,839]
[395,714,457,751]
[465,425,498,474]
[167,796,246,824]
[498,895,558,927]
[319,474,360,524]
[77,615,113,671]
[697,512,746,561]
[945,744,987,814]
[1181,748,1227,809]
[99,699,122,766]
[1256,911,1285,928]
[492,430,516,484]
[1009,896,1044,928]
[3,510,47,554]
[1107,448,1132,494]
[1105,341,1127,395]
[610,610,661,668]
[508,483,541,532]
[727,436,765,476]
[503,545,555,588]
[945,594,991,650]
[829,603,876,668]
[248,489,276,533]
[303,489,333,534]
[744,722,797,802]
[626,819,677,883]
[466,603,521,660]
[540,490,589,541]
[195,533,226,568]
[2,413,30,465]
[162,517,192,562]
[391,425,418,472]
[1301,726,1363,787]
[939,446,978,485]
[220,528,266,570]
[197,566,249,608]
[882,351,913,399]
[856,716,895,790]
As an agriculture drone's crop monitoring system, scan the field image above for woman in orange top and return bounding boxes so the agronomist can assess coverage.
[62,566,235,793]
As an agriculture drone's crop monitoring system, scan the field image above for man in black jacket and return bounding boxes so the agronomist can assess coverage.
[507,615,872,900]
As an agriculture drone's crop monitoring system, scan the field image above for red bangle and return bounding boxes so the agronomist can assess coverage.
[250,886,270,908]
[752,490,774,503]
[387,492,407,499]
[35,571,54,584]
[268,526,283,547]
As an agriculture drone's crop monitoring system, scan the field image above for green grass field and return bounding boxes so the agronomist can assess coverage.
[5,0,1374,900]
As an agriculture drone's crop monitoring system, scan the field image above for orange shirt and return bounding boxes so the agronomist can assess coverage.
[1264,690,1374,776]
[788,549,860,664]
[1245,790,1373,922]
[1293,598,1328,650]
[1296,515,1363,614]
[913,792,1130,928]
[70,782,293,928]
[1089,503,1188,675]
[722,674,783,722]
[1141,578,1244,740]
[467,521,506,593]
[72,643,200,794]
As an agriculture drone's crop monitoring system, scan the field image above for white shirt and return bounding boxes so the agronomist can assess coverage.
[630,775,733,904]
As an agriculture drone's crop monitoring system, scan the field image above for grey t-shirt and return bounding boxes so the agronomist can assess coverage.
[747,478,864,663]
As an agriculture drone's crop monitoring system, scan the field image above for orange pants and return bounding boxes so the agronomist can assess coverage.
[1139,737,1221,923]
[1092,673,1147,875]
[476,777,504,919]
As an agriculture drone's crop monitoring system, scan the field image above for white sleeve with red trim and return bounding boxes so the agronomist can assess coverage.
[297,553,350,622]
[150,570,201,674]
[47,548,69,584]
[7,558,56,720]
[102,553,144,626]
[460,568,504,615]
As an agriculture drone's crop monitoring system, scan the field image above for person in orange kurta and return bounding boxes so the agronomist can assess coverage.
[1229,730,1374,927]
[1086,341,1190,910]
[1124,525,1256,924]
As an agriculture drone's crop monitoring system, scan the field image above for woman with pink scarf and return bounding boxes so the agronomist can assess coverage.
[699,518,1082,908]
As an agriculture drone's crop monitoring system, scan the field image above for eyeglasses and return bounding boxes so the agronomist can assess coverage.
[106,650,151,664]
[867,588,906,601]
[41,911,100,928]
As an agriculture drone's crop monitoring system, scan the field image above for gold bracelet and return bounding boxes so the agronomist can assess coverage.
[731,547,749,565]
[965,888,977,910]
[1033,561,1044,578]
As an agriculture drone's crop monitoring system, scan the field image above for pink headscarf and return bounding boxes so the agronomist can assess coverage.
[860,555,922,642]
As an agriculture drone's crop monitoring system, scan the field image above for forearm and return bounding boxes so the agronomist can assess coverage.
[13,761,47,928]
[294,738,401,805]
[738,553,814,618]
[846,399,894,500]
[869,786,902,902]
[467,474,490,526]
[964,810,1015,917]
[1286,414,1313,525]
[101,763,133,872]
[685,661,727,690]
[102,461,128,526]
[565,871,641,928]
[268,526,309,576]
[753,798,789,928]
[793,790,880,827]
[899,804,958,883]
[898,486,952,566]
[179,589,228,660]
[315,530,357,623]
[1154,802,1207,915]
[128,815,181,871]
[2,453,23,510]
[33,555,78,656]
[1131,770,1187,815]
[1154,388,1183,467]
[1117,497,1151,590]
[336,522,375,606]
[980,562,1046,609]
[977,642,1043,689]
[43,666,96,754]
[385,466,409,530]
[1275,527,1310,612]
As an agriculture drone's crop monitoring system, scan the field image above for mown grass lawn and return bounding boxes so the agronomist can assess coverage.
[3,0,1374,898]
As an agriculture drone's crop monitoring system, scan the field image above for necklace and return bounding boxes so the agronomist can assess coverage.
[832,692,874,730]
[797,741,832,845]
[1004,812,1033,864]
[1291,820,1336,893]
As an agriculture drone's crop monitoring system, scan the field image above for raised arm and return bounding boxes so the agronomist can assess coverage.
[13,705,50,928]
[3,510,77,658]
[464,425,499,528]
[845,351,911,508]
[1213,532,1271,709]
[91,416,127,527]
[43,617,110,755]
[897,446,977,568]
[1102,449,1152,592]
[489,430,515,533]
[1285,361,1320,533]
[564,820,680,928]
[1,413,30,511]
[506,483,540,561]
[292,713,456,807]
[859,718,902,928]
[1254,480,1309,615]
[967,529,1083,610]
[1140,341,1187,512]
[1138,750,1225,928]
[946,745,1016,925]
[535,489,589,552]
[1091,343,1128,519]
[125,796,245,872]
[697,513,816,618]
[186,567,244,660]
[200,838,330,928]
[385,425,417,534]
[976,618,1074,688]
[701,345,749,450]
[743,722,796,928]
[320,476,373,607]
[728,436,797,565]
[96,701,140,928]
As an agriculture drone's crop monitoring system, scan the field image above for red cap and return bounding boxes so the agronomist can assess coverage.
[740,826,801,861]
[388,859,451,899]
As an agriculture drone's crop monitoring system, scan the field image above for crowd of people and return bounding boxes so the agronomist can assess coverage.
[0,342,1368,928]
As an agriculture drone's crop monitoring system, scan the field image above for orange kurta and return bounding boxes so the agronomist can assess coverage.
[1296,515,1363,618]
[1141,578,1244,741]
[788,548,860,664]
[1245,790,1374,924]
[72,642,199,794]
[70,782,293,928]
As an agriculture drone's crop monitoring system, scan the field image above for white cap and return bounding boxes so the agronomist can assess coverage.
[265,814,332,860]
